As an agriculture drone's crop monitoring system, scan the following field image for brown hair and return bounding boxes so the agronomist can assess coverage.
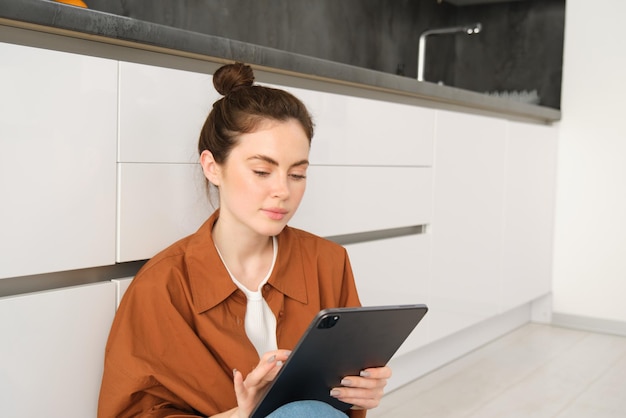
[198,62,314,163]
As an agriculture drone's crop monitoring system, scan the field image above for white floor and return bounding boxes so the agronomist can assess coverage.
[369,323,626,417]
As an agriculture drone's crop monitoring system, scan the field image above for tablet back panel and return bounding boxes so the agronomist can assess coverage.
[250,304,428,418]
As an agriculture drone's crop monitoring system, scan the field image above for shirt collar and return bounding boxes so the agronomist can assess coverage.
[186,211,308,314]
[269,228,308,305]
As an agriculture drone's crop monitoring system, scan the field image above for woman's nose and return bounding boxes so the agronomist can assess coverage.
[271,175,290,199]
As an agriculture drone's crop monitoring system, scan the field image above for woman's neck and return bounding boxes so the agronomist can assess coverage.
[212,217,274,291]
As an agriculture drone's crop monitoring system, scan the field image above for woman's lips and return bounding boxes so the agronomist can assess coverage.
[263,208,288,221]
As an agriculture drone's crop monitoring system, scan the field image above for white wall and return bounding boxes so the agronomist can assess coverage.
[553,0,626,322]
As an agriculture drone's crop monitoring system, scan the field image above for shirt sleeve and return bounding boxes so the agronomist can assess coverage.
[98,262,232,417]
[339,247,363,309]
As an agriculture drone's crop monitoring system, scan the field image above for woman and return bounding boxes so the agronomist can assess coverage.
[98,62,390,417]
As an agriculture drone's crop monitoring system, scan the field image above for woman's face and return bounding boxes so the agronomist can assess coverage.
[202,118,310,238]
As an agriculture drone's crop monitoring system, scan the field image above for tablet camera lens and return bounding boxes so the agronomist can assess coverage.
[318,314,340,329]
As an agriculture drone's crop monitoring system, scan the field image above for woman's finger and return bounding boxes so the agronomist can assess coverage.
[244,349,291,387]
[233,368,245,396]
[330,386,385,410]
[360,366,392,379]
[330,366,391,410]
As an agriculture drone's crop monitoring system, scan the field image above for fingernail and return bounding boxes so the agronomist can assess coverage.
[341,378,352,386]
[276,360,283,367]
[330,389,341,397]
[267,355,276,363]
[233,368,238,376]
[360,370,371,377]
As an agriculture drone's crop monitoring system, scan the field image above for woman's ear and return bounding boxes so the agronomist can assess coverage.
[200,150,221,186]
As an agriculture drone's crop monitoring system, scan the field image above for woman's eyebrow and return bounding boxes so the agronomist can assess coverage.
[291,159,310,168]
[248,155,279,166]
[248,155,309,168]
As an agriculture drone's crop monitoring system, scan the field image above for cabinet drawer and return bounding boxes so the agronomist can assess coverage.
[290,166,433,237]
[276,85,435,167]
[0,42,117,279]
[345,234,430,355]
[0,282,116,417]
[117,163,211,262]
[118,61,216,163]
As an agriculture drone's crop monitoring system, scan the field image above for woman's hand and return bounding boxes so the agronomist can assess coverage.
[330,366,392,410]
[232,349,291,418]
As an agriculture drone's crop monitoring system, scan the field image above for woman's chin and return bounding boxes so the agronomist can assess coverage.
[255,220,290,237]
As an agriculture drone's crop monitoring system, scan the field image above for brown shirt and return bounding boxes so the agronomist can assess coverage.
[98,211,365,417]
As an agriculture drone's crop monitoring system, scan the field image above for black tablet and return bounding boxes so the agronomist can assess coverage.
[250,304,428,418]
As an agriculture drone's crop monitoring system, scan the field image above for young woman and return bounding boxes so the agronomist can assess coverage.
[98,62,391,418]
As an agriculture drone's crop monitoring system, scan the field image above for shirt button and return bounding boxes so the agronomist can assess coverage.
[279,311,284,317]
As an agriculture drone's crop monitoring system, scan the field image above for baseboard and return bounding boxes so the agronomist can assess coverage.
[551,312,626,337]
[385,303,531,393]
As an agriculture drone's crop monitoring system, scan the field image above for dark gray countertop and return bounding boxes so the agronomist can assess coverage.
[0,0,560,123]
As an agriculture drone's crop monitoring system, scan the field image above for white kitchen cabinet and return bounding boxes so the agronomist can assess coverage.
[429,110,508,341]
[290,166,433,237]
[346,234,431,355]
[118,64,435,167]
[277,85,435,167]
[118,61,216,163]
[117,163,211,262]
[0,282,116,417]
[501,121,558,309]
[0,42,117,279]
[115,63,435,261]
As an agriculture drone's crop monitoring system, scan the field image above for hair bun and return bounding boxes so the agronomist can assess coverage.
[212,62,255,96]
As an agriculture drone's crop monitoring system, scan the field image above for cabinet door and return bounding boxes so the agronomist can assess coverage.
[501,121,558,309]
[0,282,116,417]
[0,42,117,279]
[117,163,211,262]
[289,166,433,237]
[346,234,430,356]
[276,85,435,167]
[118,61,216,163]
[429,110,507,341]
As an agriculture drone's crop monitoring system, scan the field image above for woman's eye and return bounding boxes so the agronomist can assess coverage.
[253,170,270,177]
[290,173,307,181]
